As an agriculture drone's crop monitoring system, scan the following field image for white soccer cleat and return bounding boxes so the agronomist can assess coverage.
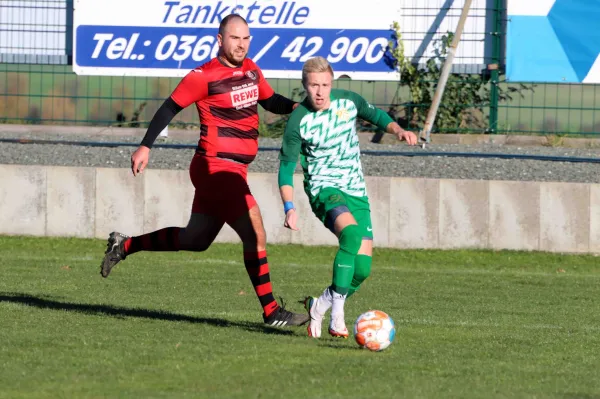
[304,296,324,338]
[329,314,349,338]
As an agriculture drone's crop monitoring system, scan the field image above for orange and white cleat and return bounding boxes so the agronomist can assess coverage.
[328,315,349,338]
[304,296,324,338]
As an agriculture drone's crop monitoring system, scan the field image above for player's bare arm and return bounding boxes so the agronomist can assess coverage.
[278,159,299,231]
[279,183,299,231]
[386,122,418,145]
[131,145,150,176]
[278,104,304,231]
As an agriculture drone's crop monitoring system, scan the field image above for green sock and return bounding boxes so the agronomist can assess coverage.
[332,249,356,295]
[331,225,362,295]
[348,254,372,297]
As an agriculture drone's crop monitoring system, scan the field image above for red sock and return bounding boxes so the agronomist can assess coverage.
[244,250,278,317]
[123,227,180,256]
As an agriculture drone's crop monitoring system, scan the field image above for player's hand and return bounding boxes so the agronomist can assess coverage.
[131,146,150,176]
[398,129,418,146]
[284,209,299,231]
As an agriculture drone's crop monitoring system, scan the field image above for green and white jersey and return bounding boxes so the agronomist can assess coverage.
[279,88,393,200]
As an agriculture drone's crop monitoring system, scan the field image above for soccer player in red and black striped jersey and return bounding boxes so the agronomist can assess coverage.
[99,14,309,328]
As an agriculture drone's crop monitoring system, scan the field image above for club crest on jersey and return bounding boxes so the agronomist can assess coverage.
[328,194,344,204]
[336,108,350,122]
[245,70,257,80]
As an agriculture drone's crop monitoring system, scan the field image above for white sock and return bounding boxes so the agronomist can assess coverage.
[330,288,347,321]
[316,286,333,315]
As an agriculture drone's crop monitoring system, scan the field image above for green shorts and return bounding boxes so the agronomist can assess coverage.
[309,187,373,240]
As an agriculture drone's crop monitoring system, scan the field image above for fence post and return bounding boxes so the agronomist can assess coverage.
[419,0,473,143]
[488,0,503,133]
[65,0,74,64]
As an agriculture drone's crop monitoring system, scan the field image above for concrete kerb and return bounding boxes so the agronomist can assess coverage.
[366,132,600,148]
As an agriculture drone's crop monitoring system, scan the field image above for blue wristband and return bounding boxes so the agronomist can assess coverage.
[284,201,295,214]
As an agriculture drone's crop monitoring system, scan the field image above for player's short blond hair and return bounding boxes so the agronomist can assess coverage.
[302,56,334,84]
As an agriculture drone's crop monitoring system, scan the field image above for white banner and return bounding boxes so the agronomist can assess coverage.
[73,0,489,80]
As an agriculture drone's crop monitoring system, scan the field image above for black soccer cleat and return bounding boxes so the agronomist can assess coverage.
[100,232,129,278]
[263,300,310,327]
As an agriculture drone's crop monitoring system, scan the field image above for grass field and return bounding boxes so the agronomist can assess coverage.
[1,236,600,398]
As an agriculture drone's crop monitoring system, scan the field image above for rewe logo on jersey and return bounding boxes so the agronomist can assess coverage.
[230,85,259,109]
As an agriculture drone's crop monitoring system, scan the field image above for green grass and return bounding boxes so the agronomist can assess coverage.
[1,236,600,398]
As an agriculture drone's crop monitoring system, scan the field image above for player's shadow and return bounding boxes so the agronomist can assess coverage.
[320,342,362,351]
[0,292,294,336]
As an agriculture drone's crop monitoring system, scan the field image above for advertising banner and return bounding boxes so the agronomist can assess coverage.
[73,0,488,79]
[507,0,600,83]
[74,0,403,79]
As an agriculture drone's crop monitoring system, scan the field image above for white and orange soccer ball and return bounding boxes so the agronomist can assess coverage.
[353,310,396,352]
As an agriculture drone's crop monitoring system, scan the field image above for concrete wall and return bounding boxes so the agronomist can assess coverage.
[1,164,598,254]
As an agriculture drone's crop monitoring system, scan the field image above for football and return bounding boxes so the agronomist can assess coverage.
[353,310,396,351]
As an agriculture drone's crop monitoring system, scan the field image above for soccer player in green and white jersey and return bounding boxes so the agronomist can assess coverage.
[278,57,418,338]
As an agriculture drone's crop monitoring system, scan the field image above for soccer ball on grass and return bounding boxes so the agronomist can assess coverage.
[353,310,395,351]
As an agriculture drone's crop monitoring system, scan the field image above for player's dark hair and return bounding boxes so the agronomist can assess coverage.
[218,14,248,36]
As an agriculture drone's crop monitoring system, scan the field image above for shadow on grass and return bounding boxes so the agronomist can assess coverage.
[0,292,295,336]
[321,342,362,351]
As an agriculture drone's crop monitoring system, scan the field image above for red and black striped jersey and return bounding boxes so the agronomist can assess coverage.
[170,57,274,164]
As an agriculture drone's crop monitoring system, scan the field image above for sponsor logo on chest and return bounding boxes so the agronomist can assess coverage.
[230,83,258,109]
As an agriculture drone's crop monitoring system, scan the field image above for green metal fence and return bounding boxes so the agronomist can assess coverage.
[1,0,599,136]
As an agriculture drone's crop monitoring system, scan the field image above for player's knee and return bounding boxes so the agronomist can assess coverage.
[189,237,210,252]
[338,224,362,255]
[353,269,370,284]
[255,230,266,250]
[180,227,210,251]
[241,227,266,251]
